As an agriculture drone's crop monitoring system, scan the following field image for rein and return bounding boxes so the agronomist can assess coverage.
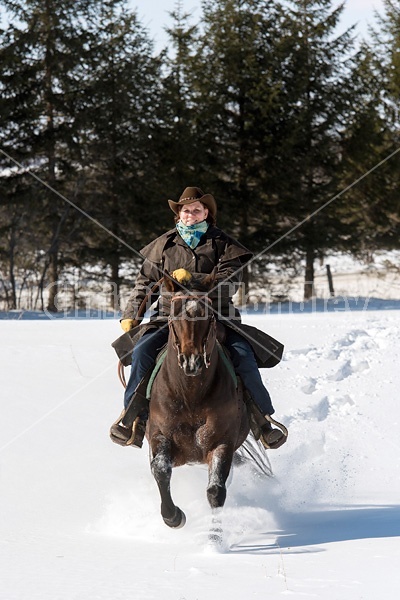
[118,360,127,388]
[136,277,164,321]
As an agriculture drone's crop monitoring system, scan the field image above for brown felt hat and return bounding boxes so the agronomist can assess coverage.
[168,187,217,221]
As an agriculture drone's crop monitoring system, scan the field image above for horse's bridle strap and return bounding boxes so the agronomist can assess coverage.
[170,294,212,304]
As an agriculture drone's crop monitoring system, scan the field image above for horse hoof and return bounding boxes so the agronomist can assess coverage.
[163,507,186,529]
[207,484,226,509]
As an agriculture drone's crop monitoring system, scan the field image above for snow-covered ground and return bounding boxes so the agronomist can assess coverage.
[1,308,400,599]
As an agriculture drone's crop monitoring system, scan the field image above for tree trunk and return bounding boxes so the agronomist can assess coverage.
[110,251,121,312]
[8,222,17,310]
[44,0,58,312]
[304,246,315,300]
[45,208,70,312]
[46,246,59,312]
[0,273,11,310]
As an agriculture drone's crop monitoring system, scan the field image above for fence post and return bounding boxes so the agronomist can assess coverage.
[326,264,335,297]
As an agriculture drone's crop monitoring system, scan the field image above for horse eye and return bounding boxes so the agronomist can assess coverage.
[172,301,183,317]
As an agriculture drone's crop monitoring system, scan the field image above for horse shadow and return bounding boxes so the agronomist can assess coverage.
[229,504,400,554]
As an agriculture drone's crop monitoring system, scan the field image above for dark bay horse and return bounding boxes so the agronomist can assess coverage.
[147,273,250,529]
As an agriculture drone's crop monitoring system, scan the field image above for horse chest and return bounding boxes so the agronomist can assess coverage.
[171,423,216,464]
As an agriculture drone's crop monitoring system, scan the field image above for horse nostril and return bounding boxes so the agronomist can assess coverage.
[181,354,203,376]
[195,355,204,370]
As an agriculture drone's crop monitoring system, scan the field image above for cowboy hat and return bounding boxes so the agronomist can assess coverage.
[168,187,217,221]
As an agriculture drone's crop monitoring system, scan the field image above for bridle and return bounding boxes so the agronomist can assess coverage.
[168,294,216,369]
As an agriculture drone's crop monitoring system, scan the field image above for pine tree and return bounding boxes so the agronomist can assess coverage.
[374,0,400,125]
[336,2,400,265]
[0,0,164,311]
[184,0,286,243]
[74,0,164,309]
[351,0,400,256]
[339,42,399,261]
[267,0,359,299]
[157,1,201,201]
[0,0,97,311]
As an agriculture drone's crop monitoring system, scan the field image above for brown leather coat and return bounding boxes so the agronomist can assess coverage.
[117,225,283,368]
[122,225,251,321]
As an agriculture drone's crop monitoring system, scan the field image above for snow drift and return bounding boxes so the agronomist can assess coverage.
[1,307,400,599]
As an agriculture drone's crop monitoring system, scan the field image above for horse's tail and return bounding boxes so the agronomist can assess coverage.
[234,434,273,478]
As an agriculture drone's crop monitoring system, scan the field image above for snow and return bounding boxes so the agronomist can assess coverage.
[1,308,400,599]
[248,250,400,304]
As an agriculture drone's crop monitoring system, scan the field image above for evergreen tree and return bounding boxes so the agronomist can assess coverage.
[185,0,286,242]
[74,0,163,308]
[349,0,400,256]
[157,1,201,203]
[374,0,400,125]
[340,42,399,261]
[0,0,96,311]
[268,0,359,299]
[0,0,164,310]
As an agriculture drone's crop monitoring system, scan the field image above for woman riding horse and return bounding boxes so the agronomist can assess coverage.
[110,186,288,450]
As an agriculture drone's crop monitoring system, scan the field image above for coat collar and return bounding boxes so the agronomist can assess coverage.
[140,225,246,263]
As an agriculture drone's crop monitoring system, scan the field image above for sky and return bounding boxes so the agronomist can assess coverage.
[129,0,386,51]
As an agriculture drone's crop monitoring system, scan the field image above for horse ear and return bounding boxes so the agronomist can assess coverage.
[163,270,178,293]
[202,267,217,290]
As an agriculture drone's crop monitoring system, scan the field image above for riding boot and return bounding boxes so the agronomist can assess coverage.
[245,391,288,450]
[110,370,152,448]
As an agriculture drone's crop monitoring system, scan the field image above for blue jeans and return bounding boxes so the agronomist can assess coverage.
[124,325,274,415]
[123,326,169,407]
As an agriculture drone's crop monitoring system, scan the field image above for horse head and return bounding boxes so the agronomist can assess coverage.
[164,270,217,376]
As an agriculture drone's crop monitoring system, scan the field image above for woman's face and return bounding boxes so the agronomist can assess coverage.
[179,201,208,226]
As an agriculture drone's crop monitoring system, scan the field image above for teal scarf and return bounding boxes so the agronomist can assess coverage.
[176,220,209,249]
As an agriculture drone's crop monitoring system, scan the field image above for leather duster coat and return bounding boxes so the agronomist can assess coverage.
[113,225,284,369]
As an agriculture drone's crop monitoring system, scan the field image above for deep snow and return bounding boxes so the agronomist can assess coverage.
[1,308,400,599]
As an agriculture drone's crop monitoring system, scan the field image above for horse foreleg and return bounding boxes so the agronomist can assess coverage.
[206,444,233,509]
[150,438,186,529]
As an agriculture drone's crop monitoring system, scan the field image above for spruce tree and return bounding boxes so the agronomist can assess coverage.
[157,1,201,201]
[339,43,398,261]
[337,2,400,264]
[354,0,400,255]
[74,0,163,308]
[374,0,400,124]
[185,0,286,244]
[0,0,164,311]
[0,0,96,311]
[268,0,358,299]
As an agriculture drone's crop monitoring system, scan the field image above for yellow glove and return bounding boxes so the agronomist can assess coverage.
[120,318,139,332]
[171,268,192,284]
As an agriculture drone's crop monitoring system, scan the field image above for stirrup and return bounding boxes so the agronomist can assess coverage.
[260,415,288,450]
[110,410,131,446]
[109,414,146,448]
[126,416,146,448]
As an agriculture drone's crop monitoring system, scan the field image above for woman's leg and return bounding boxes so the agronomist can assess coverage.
[223,328,287,449]
[124,326,169,408]
[110,326,169,447]
[224,328,274,415]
